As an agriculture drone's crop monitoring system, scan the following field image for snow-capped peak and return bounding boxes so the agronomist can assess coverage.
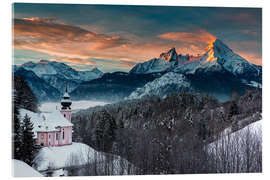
[202,38,233,62]
[197,38,261,79]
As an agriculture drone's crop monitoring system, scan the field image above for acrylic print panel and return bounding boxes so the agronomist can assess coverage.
[12,3,262,177]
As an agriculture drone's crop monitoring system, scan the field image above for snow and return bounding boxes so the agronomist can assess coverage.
[40,100,109,112]
[33,142,136,175]
[129,58,171,74]
[12,159,43,177]
[33,142,95,171]
[128,72,191,99]
[208,120,262,150]
[21,60,103,82]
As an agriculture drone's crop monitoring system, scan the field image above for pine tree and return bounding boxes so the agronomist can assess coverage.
[95,110,116,151]
[12,105,23,160]
[228,101,239,120]
[21,114,37,165]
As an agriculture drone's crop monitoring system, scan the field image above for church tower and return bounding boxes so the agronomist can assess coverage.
[60,85,72,122]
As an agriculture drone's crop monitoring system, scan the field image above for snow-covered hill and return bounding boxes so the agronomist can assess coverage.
[12,159,43,177]
[127,72,191,99]
[33,142,136,176]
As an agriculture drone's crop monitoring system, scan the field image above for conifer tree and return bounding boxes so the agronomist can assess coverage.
[228,101,239,120]
[12,105,23,160]
[21,114,37,165]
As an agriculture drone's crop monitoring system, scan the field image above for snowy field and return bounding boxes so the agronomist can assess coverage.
[40,100,108,112]
[33,142,136,176]
[12,159,43,177]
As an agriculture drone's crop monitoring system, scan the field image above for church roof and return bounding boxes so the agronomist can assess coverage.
[19,109,73,137]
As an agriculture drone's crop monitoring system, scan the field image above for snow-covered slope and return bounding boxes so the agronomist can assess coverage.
[12,159,43,177]
[127,72,191,99]
[129,58,171,74]
[33,142,136,175]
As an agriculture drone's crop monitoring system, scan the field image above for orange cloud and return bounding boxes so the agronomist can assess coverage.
[157,29,216,45]
[13,18,261,67]
[50,57,96,66]
[13,18,128,58]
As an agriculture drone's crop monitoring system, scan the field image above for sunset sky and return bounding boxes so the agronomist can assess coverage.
[13,3,262,72]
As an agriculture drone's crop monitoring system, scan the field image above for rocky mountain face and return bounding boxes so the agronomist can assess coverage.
[13,60,103,102]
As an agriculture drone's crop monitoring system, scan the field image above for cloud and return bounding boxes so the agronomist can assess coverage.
[157,29,216,45]
[242,29,261,36]
[14,17,128,59]
[13,17,261,69]
[120,60,137,68]
[50,57,96,66]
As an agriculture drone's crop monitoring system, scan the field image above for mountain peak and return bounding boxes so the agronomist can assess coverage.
[203,39,233,62]
[159,47,178,62]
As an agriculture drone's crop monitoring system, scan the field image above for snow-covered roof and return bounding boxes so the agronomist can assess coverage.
[44,110,73,127]
[19,109,73,137]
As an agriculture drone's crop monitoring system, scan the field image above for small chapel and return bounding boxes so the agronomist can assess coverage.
[20,87,73,147]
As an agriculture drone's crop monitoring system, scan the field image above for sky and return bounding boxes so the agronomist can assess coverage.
[13,3,262,72]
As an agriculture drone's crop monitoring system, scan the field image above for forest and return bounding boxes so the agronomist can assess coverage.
[71,88,262,175]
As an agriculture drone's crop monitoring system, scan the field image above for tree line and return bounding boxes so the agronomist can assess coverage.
[12,76,39,165]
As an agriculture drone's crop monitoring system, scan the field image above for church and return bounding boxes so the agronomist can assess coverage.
[20,87,73,147]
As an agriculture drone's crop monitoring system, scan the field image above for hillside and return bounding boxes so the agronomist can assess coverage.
[33,142,137,176]
[72,88,262,174]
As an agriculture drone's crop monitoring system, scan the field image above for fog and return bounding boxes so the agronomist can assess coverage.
[40,100,109,112]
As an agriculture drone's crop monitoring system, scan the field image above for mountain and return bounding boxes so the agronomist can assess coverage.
[21,60,103,82]
[127,72,191,99]
[175,39,261,81]
[13,60,104,101]
[130,48,201,74]
[128,39,262,102]
[70,71,161,102]
[14,67,61,102]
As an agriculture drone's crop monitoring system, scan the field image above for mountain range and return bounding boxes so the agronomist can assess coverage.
[13,39,262,102]
[13,60,103,102]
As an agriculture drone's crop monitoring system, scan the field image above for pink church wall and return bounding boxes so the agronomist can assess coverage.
[36,126,72,147]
